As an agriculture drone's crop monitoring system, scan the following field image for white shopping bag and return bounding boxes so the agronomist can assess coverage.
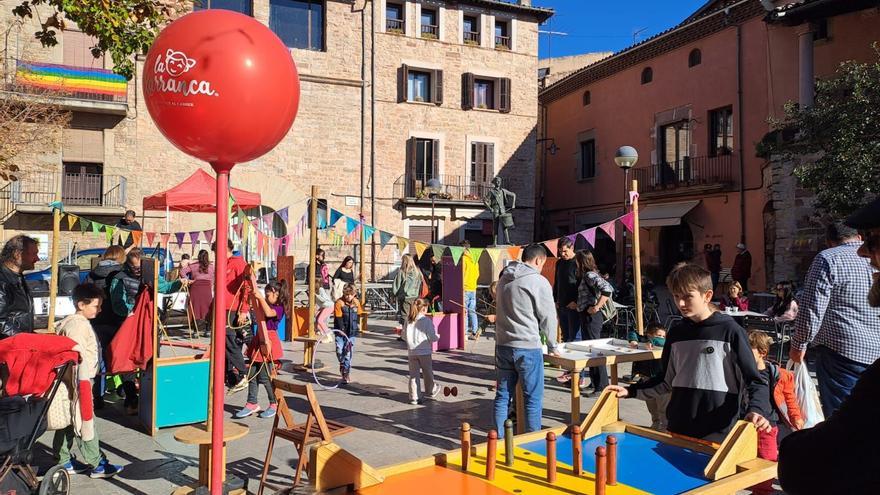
[787,360,825,428]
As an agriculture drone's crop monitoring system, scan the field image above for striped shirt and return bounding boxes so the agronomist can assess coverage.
[791,242,880,365]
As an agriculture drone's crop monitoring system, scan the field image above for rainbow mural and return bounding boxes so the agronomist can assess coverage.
[15,60,128,100]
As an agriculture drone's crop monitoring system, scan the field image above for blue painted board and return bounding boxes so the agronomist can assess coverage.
[521,432,711,495]
[154,360,210,428]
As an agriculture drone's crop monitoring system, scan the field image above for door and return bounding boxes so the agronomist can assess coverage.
[659,121,690,184]
[62,163,103,206]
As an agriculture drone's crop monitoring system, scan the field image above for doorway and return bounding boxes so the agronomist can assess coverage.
[659,223,694,278]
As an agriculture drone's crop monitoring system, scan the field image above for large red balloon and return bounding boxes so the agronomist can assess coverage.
[143,10,299,167]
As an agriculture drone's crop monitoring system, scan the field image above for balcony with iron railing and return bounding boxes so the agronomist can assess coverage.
[393,174,491,203]
[421,24,439,39]
[632,154,736,197]
[386,18,405,33]
[464,31,481,44]
[2,58,128,115]
[495,35,511,50]
[0,171,127,221]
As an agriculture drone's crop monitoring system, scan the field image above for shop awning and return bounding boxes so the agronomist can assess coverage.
[639,200,700,227]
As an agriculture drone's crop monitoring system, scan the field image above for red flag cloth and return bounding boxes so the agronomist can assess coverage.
[0,333,79,396]
[108,289,154,374]
[619,212,636,232]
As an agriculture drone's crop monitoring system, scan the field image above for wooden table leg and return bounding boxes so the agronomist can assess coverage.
[571,368,581,426]
[201,443,228,488]
[610,364,619,386]
[515,381,526,434]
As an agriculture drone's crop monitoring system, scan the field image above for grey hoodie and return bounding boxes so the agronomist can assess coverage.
[495,261,558,351]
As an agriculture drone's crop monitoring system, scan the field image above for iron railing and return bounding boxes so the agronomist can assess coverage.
[632,154,735,193]
[393,174,491,202]
[464,31,481,44]
[386,18,404,32]
[7,59,128,104]
[495,35,511,49]
[4,172,127,208]
[421,24,439,38]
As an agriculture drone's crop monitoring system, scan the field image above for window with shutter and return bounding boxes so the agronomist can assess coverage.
[407,70,431,103]
[499,78,511,113]
[470,142,494,187]
[462,73,475,110]
[399,64,409,103]
[432,70,443,105]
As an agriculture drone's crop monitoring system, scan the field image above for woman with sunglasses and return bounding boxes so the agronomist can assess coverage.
[766,281,798,323]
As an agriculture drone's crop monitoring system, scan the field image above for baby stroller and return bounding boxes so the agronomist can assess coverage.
[0,333,81,495]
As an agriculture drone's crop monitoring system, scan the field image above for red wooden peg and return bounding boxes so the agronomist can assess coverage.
[571,425,582,476]
[461,423,471,471]
[606,435,618,486]
[595,446,607,495]
[546,432,557,483]
[486,430,498,480]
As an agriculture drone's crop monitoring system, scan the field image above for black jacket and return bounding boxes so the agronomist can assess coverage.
[0,265,33,338]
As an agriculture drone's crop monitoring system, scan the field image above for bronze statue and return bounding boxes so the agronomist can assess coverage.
[483,177,516,245]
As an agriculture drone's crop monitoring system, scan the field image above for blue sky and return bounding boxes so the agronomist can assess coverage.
[536,0,710,60]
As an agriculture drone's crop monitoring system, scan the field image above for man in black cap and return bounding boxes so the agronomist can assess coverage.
[778,197,880,495]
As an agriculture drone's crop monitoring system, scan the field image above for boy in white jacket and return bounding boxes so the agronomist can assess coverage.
[405,299,441,404]
[54,284,123,478]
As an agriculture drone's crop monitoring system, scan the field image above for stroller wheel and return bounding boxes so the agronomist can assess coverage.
[38,465,70,495]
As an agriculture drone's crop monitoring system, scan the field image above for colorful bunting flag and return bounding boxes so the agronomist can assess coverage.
[118,230,130,245]
[174,232,186,248]
[566,233,578,245]
[448,246,464,265]
[507,246,522,261]
[329,209,344,228]
[79,218,90,233]
[131,231,143,246]
[395,237,409,252]
[203,229,215,244]
[413,241,428,258]
[189,231,200,247]
[619,212,635,233]
[582,228,596,248]
[345,216,359,235]
[233,224,243,239]
[160,233,170,246]
[486,248,501,266]
[431,244,446,260]
[469,247,484,263]
[543,238,559,257]
[379,231,394,249]
[276,207,289,225]
[599,221,615,240]
[66,214,77,230]
[146,232,156,246]
[105,226,115,244]
[362,225,376,240]
[91,221,101,235]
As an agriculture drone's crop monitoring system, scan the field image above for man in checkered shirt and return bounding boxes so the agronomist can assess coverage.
[789,221,880,417]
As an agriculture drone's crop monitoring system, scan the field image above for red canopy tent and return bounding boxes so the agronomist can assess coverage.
[142,168,262,213]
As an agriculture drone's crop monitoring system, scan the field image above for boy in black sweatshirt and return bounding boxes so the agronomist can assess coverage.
[607,264,771,443]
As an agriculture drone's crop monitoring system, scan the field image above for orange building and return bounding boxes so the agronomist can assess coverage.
[537,0,880,291]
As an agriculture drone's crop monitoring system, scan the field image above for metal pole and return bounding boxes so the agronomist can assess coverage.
[306,186,318,366]
[632,179,644,336]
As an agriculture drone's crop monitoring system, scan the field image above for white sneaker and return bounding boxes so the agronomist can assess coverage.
[429,384,442,399]
[227,376,248,395]
[409,399,421,405]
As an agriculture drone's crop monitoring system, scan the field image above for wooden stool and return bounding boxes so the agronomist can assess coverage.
[172,421,249,494]
[358,310,371,334]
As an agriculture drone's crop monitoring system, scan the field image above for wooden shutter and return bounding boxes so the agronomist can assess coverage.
[62,128,104,163]
[432,69,443,105]
[399,64,409,103]
[431,139,440,177]
[462,72,474,110]
[499,77,511,113]
[485,143,495,180]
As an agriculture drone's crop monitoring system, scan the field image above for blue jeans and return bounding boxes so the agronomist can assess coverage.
[465,291,478,334]
[494,346,544,436]
[335,334,355,372]
[815,345,868,417]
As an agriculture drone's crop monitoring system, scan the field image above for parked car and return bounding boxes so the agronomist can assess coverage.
[24,247,173,295]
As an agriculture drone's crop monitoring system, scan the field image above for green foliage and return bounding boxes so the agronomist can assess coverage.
[12,0,187,80]
[763,46,880,217]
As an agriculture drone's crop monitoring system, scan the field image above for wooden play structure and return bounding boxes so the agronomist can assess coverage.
[306,390,776,495]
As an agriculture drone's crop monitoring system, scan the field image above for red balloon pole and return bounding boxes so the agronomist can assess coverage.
[210,161,233,494]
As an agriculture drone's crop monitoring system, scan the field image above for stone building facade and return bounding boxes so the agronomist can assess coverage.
[0,0,550,278]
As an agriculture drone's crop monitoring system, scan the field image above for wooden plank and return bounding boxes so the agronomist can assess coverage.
[684,459,776,495]
[376,456,441,477]
[579,389,618,438]
[704,420,758,480]
[623,424,717,456]
[309,441,384,492]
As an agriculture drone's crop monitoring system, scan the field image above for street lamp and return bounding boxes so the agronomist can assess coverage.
[426,178,442,244]
[614,146,638,285]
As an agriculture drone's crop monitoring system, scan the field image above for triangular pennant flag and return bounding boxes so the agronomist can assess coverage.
[507,246,522,261]
[486,248,501,266]
[118,230,130,245]
[261,212,274,227]
[66,214,77,230]
[329,209,344,228]
[566,233,578,245]
[395,237,409,252]
[448,246,464,265]
[189,231,201,246]
[233,223,243,239]
[469,247,485,263]
[543,238,559,257]
[431,244,446,260]
[160,233,171,246]
[318,213,328,229]
[413,241,428,258]
[131,231,143,246]
[105,226,115,244]
[379,231,394,249]
[174,232,186,248]
[79,218,90,233]
[362,225,375,240]
[145,232,156,246]
[345,216,358,235]
[582,228,597,248]
[203,229,215,244]
[91,221,101,235]
[599,221,616,240]
[619,212,635,233]
[277,207,289,225]
[241,219,251,240]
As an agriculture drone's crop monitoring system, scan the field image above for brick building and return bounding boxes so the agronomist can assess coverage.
[0,0,551,277]
[537,0,880,290]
